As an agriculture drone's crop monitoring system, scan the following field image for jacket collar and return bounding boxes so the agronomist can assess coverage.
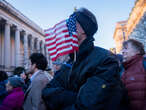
[123,54,143,69]
[9,87,22,94]
[76,38,94,62]
[30,70,42,81]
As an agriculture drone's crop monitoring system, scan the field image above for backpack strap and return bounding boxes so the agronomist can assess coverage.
[143,57,146,71]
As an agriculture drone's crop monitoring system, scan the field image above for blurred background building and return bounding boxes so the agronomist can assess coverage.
[113,0,146,53]
[0,0,51,72]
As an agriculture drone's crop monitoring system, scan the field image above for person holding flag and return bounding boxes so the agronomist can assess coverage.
[42,7,128,110]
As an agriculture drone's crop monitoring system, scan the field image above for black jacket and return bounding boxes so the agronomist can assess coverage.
[0,80,8,105]
[42,39,128,110]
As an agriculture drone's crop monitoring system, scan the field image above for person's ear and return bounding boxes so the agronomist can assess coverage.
[32,63,36,69]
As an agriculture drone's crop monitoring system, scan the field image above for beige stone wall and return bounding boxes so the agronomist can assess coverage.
[127,0,146,37]
[113,0,146,53]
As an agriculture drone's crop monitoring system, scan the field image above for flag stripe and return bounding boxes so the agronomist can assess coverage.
[45,25,67,37]
[46,34,69,44]
[44,20,66,32]
[45,29,68,41]
[50,46,78,59]
[46,34,78,46]
[47,40,78,53]
[51,49,75,61]
[49,45,72,56]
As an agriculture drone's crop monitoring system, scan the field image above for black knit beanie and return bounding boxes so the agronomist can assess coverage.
[74,8,98,41]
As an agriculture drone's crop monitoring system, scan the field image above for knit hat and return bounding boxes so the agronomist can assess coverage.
[74,8,98,40]
[8,77,24,88]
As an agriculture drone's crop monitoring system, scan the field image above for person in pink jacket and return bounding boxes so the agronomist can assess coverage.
[0,77,24,110]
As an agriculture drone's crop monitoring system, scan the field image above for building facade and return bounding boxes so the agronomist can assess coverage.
[0,0,50,71]
[113,21,127,53]
[113,0,146,53]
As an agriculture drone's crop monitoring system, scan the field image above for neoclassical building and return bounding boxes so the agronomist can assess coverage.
[0,0,50,71]
[113,0,146,53]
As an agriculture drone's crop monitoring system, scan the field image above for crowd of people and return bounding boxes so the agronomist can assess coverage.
[0,7,146,110]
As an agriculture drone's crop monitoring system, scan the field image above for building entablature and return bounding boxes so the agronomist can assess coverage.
[0,0,45,37]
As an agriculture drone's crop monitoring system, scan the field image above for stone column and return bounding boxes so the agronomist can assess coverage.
[4,21,11,68]
[45,47,49,62]
[15,27,21,67]
[31,37,34,54]
[24,32,28,66]
[37,38,40,53]
[41,42,45,55]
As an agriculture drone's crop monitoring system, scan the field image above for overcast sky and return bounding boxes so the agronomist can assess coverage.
[6,0,135,49]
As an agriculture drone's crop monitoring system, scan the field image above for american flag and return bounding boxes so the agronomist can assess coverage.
[45,14,78,61]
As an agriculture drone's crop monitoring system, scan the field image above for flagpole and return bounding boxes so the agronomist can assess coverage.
[73,6,77,62]
[74,51,76,62]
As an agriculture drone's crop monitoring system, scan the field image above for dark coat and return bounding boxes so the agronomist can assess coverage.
[143,56,146,70]
[0,81,8,105]
[42,39,128,110]
[122,55,146,110]
[0,87,24,110]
